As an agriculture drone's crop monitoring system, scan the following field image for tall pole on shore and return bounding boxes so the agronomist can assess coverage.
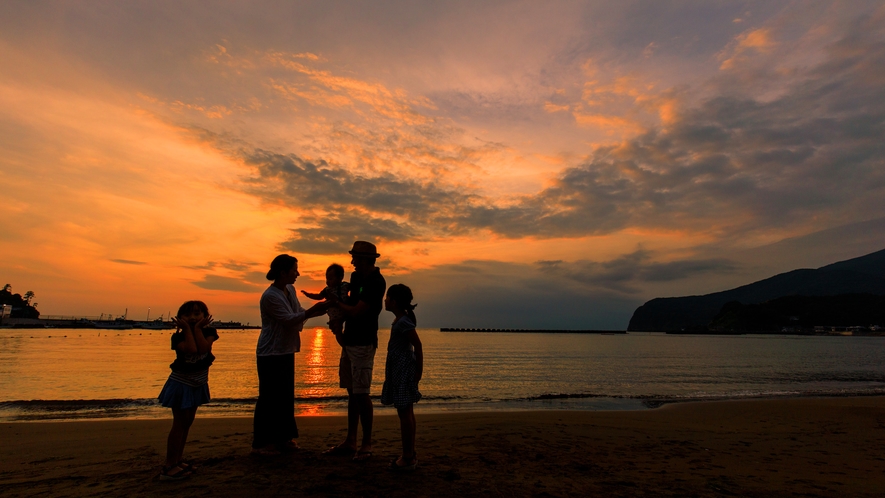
[147,308,150,321]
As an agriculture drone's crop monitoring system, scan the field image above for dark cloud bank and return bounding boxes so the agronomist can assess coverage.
[242,16,885,253]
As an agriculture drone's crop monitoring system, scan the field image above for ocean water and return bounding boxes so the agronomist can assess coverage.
[1,327,884,421]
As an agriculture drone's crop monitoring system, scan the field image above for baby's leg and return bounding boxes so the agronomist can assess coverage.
[329,318,344,346]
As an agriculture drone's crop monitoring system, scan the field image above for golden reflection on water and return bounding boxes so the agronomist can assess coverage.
[298,328,335,399]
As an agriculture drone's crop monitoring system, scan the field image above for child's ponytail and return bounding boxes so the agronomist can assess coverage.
[405,302,417,326]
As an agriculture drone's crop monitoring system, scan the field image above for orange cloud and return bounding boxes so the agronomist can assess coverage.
[264,51,435,126]
[719,28,776,70]
[572,111,644,135]
[544,102,570,113]
[568,60,685,136]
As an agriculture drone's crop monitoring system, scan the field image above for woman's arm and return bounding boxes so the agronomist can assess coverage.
[263,292,307,324]
[263,290,329,324]
[304,301,330,319]
[407,329,423,382]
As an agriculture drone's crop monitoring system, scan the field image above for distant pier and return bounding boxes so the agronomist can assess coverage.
[440,328,626,334]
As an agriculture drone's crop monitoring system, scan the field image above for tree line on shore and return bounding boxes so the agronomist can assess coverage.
[1,284,40,319]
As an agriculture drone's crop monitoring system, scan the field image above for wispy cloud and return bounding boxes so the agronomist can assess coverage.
[110,259,147,265]
[537,251,738,294]
[192,275,262,293]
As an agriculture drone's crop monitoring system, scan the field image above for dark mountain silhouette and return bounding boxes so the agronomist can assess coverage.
[627,248,885,332]
[709,294,885,332]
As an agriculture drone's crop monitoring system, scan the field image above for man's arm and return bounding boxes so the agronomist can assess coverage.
[337,299,369,317]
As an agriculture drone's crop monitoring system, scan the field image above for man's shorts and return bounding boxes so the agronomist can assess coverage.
[339,345,376,394]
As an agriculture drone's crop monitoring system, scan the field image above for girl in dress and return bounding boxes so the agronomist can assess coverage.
[157,300,217,480]
[380,284,423,471]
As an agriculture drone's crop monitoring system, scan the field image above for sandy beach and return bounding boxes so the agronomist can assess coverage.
[1,397,883,497]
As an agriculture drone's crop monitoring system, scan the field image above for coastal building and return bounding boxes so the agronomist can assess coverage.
[0,304,11,325]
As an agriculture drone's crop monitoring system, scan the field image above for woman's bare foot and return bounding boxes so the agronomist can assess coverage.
[280,440,300,452]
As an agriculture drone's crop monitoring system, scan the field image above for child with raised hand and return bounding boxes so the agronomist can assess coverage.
[157,300,218,480]
[380,284,423,471]
[301,263,350,342]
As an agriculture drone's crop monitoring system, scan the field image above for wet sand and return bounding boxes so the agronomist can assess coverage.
[1,397,884,497]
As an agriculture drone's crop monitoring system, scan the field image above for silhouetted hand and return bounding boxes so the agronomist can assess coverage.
[171,316,190,332]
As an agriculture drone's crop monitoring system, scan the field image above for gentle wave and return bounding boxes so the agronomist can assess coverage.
[4,386,885,422]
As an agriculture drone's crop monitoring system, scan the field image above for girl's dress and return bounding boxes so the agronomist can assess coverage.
[158,327,218,410]
[380,316,422,408]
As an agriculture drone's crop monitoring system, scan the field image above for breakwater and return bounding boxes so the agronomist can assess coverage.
[439,328,626,334]
[0,318,258,329]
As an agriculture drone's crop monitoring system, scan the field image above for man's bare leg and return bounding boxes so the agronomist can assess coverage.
[358,393,373,451]
[346,388,360,448]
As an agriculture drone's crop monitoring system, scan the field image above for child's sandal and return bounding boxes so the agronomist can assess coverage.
[387,454,418,471]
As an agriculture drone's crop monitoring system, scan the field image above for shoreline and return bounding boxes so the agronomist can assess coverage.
[5,390,885,423]
[2,396,884,496]
[4,390,885,423]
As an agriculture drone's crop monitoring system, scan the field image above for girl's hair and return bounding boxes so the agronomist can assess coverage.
[177,300,209,318]
[387,284,417,325]
[266,254,298,280]
[327,263,345,279]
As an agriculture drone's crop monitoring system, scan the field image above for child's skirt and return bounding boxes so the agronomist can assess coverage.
[158,376,211,410]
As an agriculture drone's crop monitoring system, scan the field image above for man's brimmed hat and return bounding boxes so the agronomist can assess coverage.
[349,240,380,258]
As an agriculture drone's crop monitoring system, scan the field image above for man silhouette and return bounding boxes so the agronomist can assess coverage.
[324,241,386,461]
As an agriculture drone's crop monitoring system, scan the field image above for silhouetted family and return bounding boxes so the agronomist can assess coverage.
[156,241,424,480]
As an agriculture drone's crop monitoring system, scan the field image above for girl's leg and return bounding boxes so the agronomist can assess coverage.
[166,408,188,466]
[175,407,198,464]
[396,405,416,464]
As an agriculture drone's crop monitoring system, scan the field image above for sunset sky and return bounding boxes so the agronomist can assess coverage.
[1,1,884,328]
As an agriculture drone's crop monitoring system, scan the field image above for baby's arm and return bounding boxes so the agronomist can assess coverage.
[300,289,325,300]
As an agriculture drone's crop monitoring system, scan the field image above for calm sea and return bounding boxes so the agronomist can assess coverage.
[1,327,884,421]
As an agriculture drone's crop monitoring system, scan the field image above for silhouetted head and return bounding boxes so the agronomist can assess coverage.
[349,241,379,271]
[326,263,345,285]
[177,300,209,324]
[385,283,417,324]
[267,254,298,281]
